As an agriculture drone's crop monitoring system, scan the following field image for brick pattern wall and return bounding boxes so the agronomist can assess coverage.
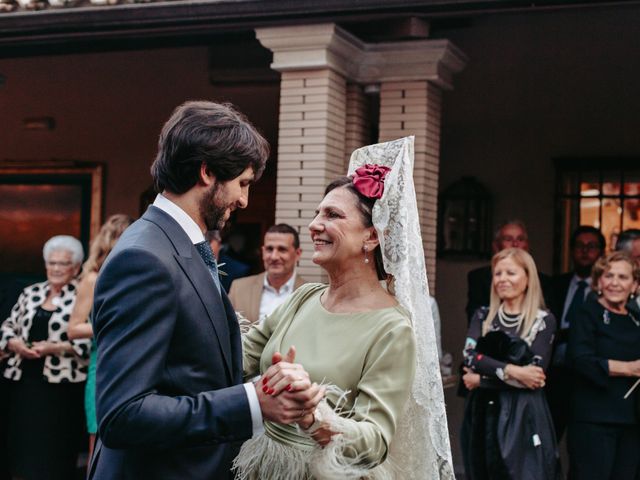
[378,81,442,293]
[344,83,371,169]
[274,69,347,282]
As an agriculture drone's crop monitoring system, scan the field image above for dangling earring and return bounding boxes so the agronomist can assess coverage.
[363,245,369,264]
[597,289,603,296]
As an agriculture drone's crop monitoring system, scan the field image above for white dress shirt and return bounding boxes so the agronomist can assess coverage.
[258,273,297,324]
[153,194,263,436]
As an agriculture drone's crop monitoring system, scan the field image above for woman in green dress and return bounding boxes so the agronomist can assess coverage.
[234,138,453,479]
[67,214,132,462]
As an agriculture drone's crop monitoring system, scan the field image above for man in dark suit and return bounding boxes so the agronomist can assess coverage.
[90,101,323,479]
[546,225,605,441]
[465,220,552,323]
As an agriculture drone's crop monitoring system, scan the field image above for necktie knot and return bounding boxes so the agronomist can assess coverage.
[195,241,216,267]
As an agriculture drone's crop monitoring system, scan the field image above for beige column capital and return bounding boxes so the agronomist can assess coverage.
[256,23,363,79]
[256,23,467,89]
[358,39,467,90]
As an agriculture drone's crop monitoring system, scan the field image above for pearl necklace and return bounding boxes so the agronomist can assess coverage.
[498,304,524,329]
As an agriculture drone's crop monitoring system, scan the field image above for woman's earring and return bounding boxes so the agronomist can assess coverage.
[597,289,603,296]
[363,245,369,264]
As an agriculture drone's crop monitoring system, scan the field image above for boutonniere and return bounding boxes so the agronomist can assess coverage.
[217,263,228,277]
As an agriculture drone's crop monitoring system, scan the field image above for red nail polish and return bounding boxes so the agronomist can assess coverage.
[262,385,269,393]
[285,384,292,392]
[262,377,268,385]
[268,388,275,395]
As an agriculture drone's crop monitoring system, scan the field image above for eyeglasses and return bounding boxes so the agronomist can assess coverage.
[574,242,600,251]
[46,261,74,269]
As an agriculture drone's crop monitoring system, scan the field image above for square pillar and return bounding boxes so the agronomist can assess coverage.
[344,83,371,169]
[274,69,347,281]
[379,81,442,292]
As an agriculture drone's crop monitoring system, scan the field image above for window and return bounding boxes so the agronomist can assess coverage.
[555,158,640,272]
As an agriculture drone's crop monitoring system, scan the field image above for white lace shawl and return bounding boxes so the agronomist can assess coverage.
[347,137,455,479]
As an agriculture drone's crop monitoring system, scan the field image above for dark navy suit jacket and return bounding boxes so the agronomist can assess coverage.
[89,206,252,479]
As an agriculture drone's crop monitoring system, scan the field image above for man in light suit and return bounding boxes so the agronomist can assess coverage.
[229,223,306,324]
[90,101,323,479]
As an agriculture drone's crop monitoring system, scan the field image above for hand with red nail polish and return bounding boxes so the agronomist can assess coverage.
[261,345,312,396]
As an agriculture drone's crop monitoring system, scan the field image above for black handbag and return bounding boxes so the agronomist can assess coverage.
[476,330,539,366]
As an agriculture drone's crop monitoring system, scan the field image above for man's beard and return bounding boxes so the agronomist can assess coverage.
[199,183,227,231]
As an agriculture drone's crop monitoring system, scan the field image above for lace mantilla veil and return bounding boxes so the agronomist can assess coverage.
[348,137,455,479]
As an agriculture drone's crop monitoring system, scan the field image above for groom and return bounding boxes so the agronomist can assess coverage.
[89,101,322,479]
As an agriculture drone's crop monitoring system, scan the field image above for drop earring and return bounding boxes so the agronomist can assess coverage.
[363,245,369,264]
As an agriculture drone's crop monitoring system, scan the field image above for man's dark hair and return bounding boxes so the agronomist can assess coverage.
[570,225,606,251]
[266,224,300,249]
[151,101,269,194]
[616,228,640,252]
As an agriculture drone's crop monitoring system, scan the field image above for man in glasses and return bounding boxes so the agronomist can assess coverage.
[547,225,605,444]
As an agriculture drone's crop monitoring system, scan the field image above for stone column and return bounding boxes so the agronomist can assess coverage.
[366,41,467,293]
[257,25,466,285]
[378,81,442,291]
[344,83,371,168]
[256,24,361,282]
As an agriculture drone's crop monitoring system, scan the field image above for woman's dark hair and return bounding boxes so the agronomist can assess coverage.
[151,101,270,194]
[325,177,387,281]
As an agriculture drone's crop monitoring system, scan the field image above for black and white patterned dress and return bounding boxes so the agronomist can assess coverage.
[0,280,90,480]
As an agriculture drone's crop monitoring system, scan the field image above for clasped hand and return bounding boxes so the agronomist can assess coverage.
[464,364,546,390]
[256,345,325,425]
[7,338,62,358]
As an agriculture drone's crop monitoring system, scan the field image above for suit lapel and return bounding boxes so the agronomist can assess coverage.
[175,254,233,380]
[143,207,234,381]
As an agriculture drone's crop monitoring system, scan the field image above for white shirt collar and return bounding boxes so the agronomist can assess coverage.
[263,271,297,294]
[153,194,205,244]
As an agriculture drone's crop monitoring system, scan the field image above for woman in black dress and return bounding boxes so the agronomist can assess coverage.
[461,247,560,480]
[568,251,640,480]
[0,235,91,480]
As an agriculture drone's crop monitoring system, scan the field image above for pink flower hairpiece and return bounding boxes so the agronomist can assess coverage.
[352,164,391,199]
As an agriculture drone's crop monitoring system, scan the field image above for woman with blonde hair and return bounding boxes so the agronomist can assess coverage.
[461,247,560,479]
[68,213,133,460]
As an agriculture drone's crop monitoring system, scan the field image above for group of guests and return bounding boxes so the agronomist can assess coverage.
[0,215,132,480]
[461,221,640,480]
[0,214,311,480]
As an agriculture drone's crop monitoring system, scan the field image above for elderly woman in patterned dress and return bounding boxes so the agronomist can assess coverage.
[0,235,91,480]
